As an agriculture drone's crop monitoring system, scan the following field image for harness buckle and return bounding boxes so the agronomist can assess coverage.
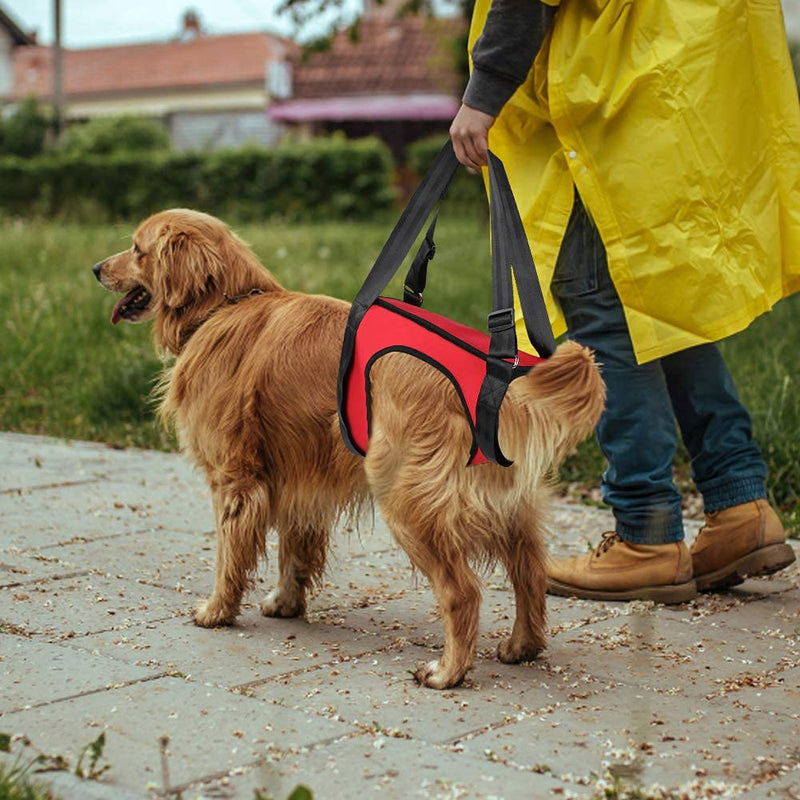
[487,307,515,334]
[403,284,424,307]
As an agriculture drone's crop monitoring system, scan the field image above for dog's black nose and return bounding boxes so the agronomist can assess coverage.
[92,261,104,281]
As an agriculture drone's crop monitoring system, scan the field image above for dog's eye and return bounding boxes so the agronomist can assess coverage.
[133,243,144,257]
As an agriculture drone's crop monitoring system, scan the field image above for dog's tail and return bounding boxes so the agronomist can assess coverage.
[502,340,606,468]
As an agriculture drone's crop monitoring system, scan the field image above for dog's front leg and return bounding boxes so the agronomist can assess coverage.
[260,524,329,618]
[193,483,268,627]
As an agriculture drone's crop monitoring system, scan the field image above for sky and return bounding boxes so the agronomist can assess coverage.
[1,0,366,48]
[4,0,798,49]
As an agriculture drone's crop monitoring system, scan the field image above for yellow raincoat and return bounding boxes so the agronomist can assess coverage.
[471,0,800,362]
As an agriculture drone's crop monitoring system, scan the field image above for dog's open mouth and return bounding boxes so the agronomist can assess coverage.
[111,286,152,324]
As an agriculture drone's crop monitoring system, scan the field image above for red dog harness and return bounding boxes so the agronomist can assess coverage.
[337,142,556,467]
[343,297,543,466]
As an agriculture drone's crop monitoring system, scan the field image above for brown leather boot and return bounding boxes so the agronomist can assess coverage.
[691,499,796,591]
[546,532,697,604]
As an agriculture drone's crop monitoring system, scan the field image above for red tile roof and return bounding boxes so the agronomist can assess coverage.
[292,15,466,99]
[11,32,295,100]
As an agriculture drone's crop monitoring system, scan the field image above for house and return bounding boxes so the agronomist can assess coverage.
[269,4,466,160]
[0,4,34,99]
[5,12,296,151]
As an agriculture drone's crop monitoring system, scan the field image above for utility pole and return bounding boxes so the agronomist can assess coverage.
[53,0,64,138]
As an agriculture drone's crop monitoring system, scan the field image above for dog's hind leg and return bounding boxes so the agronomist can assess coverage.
[260,523,329,618]
[381,513,480,689]
[193,480,269,628]
[497,506,547,664]
[411,541,482,690]
[419,573,481,689]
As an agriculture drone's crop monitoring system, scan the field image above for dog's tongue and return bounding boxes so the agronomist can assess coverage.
[110,298,125,325]
[111,288,139,325]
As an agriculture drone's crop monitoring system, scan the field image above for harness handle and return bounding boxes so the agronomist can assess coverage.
[337,140,557,465]
[346,140,554,358]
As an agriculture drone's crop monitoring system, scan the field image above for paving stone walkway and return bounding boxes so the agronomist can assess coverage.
[1,432,798,800]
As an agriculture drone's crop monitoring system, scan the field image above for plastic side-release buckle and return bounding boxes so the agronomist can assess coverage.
[403,284,424,307]
[487,307,515,334]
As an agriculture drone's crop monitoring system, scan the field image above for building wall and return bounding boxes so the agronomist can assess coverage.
[63,86,285,151]
[0,27,14,97]
[65,86,268,120]
[168,110,284,152]
[784,0,800,39]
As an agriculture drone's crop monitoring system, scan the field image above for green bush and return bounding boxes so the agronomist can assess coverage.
[203,136,395,221]
[48,151,206,220]
[58,114,171,156]
[0,98,50,158]
[0,156,53,214]
[0,136,394,222]
[790,39,800,89]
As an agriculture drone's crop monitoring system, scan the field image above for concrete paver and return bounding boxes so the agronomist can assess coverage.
[2,638,157,712]
[71,610,396,689]
[192,733,569,800]
[1,432,798,799]
[4,676,356,794]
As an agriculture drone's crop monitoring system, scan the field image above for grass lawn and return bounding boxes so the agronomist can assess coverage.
[1,215,798,531]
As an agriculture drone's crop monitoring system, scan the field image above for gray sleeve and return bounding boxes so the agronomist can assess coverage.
[462,0,557,117]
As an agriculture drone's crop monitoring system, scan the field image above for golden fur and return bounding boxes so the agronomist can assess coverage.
[93,208,605,689]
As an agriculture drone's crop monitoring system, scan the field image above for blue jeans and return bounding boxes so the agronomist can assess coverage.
[551,193,767,543]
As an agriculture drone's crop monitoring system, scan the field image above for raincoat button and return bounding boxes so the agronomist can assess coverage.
[568,150,577,159]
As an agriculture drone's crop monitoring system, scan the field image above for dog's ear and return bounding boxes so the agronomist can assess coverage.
[155,229,223,309]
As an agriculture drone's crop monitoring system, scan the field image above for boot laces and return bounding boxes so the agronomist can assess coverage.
[595,531,620,557]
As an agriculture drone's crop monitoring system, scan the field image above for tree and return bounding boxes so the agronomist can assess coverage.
[278,0,446,53]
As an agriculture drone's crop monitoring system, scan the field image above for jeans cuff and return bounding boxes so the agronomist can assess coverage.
[616,516,685,545]
[701,477,767,514]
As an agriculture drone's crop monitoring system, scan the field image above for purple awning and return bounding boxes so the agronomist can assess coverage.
[268,93,459,123]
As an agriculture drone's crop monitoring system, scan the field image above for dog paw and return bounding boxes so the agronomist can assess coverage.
[192,599,237,628]
[497,637,542,664]
[259,589,305,619]
[413,659,464,690]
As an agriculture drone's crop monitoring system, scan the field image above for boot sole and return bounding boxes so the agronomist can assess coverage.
[546,578,697,605]
[695,542,797,592]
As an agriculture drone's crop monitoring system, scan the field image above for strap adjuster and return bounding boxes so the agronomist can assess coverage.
[403,284,424,307]
[487,307,515,334]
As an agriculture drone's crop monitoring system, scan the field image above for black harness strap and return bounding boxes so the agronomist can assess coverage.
[472,150,557,464]
[403,212,439,307]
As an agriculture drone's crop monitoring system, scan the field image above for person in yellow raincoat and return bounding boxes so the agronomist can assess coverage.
[450,0,799,602]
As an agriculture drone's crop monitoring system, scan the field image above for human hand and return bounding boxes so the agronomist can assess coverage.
[449,104,496,171]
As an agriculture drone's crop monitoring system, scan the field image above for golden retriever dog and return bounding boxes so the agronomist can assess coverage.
[93,209,604,689]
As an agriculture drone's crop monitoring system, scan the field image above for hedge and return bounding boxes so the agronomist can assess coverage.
[0,136,395,222]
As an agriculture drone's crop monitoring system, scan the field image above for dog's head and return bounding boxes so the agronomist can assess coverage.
[93,209,280,353]
[92,209,236,325]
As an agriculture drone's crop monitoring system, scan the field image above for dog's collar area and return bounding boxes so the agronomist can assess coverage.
[174,288,267,353]
[224,288,265,305]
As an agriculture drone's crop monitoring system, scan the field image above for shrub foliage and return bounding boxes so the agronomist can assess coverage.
[0,98,50,158]
[0,135,394,222]
[58,114,172,156]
